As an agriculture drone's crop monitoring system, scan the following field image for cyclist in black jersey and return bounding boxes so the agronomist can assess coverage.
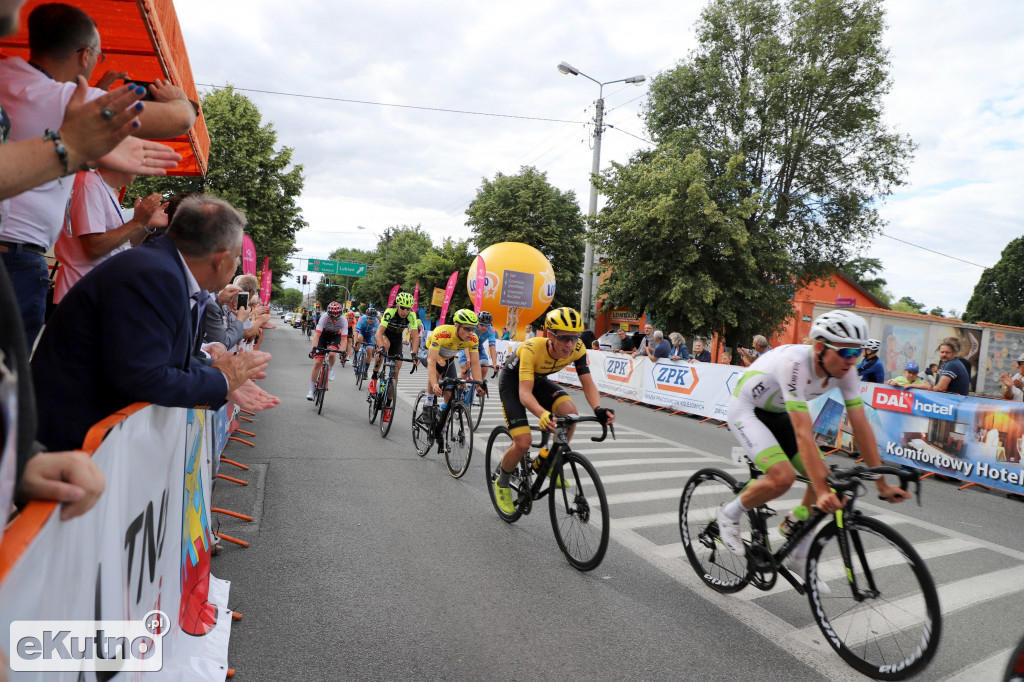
[369,291,422,394]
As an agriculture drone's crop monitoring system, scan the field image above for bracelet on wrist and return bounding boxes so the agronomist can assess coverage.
[43,129,71,176]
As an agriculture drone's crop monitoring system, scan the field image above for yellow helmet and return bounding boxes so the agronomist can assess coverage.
[545,307,584,333]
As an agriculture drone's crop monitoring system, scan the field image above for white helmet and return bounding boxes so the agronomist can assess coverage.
[863,338,881,352]
[809,310,870,345]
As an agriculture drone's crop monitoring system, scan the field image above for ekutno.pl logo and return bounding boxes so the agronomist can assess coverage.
[10,610,169,672]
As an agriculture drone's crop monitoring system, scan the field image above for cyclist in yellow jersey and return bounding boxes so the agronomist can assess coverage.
[419,309,487,439]
[492,307,615,513]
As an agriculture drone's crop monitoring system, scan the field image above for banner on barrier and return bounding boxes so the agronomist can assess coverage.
[0,406,231,680]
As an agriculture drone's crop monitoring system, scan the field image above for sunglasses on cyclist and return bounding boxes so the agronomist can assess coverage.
[552,333,580,344]
[398,306,412,312]
[823,342,862,360]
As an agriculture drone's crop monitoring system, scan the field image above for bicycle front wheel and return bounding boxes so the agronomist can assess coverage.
[678,469,751,593]
[379,379,396,438]
[443,402,473,478]
[548,451,609,571]
[806,515,941,680]
[484,426,525,523]
[367,389,379,424]
[316,367,328,415]
[411,391,431,457]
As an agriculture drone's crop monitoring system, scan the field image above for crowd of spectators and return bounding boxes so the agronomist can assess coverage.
[0,3,279,553]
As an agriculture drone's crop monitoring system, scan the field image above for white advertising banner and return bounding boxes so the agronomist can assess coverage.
[0,406,231,681]
[496,343,741,420]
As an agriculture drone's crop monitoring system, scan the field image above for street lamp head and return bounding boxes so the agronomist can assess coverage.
[356,225,367,230]
[557,61,579,76]
[625,75,646,84]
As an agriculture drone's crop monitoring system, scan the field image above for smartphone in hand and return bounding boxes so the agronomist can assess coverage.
[236,292,250,309]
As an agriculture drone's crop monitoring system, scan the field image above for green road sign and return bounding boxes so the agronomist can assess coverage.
[307,259,367,277]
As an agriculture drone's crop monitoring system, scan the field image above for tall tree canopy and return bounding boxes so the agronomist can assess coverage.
[352,226,433,308]
[403,237,476,322]
[964,237,1024,325]
[598,0,913,341]
[130,86,306,290]
[466,166,585,311]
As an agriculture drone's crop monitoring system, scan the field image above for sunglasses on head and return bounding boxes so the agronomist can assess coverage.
[553,333,580,344]
[823,342,862,359]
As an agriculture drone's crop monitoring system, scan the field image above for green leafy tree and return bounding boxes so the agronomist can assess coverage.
[964,237,1024,325]
[276,288,303,308]
[404,237,476,324]
[351,226,433,308]
[466,166,585,311]
[609,0,913,340]
[891,296,925,314]
[594,147,788,341]
[130,86,306,290]
[842,256,892,304]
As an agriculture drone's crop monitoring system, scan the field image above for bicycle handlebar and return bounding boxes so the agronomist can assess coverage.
[439,377,488,395]
[827,465,922,506]
[533,414,615,445]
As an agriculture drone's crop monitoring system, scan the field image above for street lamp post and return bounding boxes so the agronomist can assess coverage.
[557,61,645,330]
[358,225,392,263]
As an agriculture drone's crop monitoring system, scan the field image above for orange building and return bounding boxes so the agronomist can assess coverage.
[594,271,890,360]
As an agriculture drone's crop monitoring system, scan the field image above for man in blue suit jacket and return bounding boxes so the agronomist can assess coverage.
[31,195,278,452]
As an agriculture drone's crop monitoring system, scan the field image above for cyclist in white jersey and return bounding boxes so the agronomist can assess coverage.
[717,310,911,588]
[306,301,349,400]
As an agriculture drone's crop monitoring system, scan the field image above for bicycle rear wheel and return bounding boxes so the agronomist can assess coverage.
[484,426,525,523]
[806,515,941,680]
[411,391,431,457]
[379,378,396,438]
[548,451,609,571]
[678,468,752,593]
[443,402,473,478]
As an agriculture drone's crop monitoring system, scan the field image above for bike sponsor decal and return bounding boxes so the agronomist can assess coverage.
[652,363,700,394]
[604,355,633,383]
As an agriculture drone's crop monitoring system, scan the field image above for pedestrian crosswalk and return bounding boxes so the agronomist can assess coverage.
[392,371,1024,681]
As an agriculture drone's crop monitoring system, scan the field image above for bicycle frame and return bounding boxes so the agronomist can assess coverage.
[741,460,919,596]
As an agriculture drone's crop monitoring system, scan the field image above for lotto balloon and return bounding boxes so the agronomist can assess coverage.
[467,242,556,341]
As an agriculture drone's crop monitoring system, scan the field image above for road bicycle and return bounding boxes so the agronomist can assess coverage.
[366,351,416,438]
[310,345,345,416]
[678,460,941,680]
[411,377,486,478]
[352,344,372,391]
[455,376,486,431]
[305,319,313,339]
[485,414,613,571]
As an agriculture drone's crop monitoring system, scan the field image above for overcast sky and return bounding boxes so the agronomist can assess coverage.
[172,0,1024,316]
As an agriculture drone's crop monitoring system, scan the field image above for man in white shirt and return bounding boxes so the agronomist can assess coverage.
[999,353,1024,402]
[0,3,196,348]
[53,168,164,303]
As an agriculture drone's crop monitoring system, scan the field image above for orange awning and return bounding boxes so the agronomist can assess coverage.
[0,0,209,176]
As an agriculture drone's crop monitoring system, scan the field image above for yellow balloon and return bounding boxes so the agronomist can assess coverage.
[467,242,556,341]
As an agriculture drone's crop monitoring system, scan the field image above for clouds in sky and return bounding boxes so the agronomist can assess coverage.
[172,0,1023,314]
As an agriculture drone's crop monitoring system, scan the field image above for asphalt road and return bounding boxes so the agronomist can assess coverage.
[211,325,1024,681]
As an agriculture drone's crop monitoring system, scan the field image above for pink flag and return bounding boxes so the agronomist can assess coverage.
[387,284,400,309]
[473,256,485,313]
[413,282,420,310]
[242,235,257,276]
[438,271,459,325]
[259,259,272,304]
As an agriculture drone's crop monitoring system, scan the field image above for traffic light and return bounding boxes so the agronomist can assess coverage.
[296,276,300,284]
[302,276,307,285]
